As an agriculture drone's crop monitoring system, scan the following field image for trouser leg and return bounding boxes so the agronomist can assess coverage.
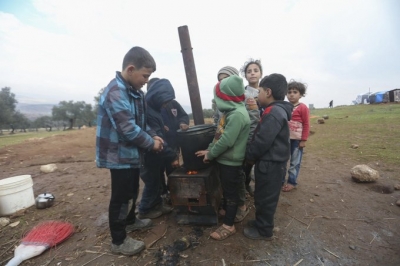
[243,162,253,187]
[254,161,286,236]
[287,140,303,186]
[219,163,243,226]
[109,168,140,245]
[139,163,162,213]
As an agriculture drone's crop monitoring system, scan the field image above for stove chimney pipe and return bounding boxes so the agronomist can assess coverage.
[178,25,204,125]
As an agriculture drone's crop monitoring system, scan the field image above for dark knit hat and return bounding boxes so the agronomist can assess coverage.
[217,66,239,80]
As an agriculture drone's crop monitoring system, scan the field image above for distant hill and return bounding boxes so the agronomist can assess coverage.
[15,103,194,120]
[16,103,55,120]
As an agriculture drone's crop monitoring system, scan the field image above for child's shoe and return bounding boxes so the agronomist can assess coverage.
[111,236,145,255]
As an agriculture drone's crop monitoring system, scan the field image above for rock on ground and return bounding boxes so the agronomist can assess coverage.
[350,164,379,182]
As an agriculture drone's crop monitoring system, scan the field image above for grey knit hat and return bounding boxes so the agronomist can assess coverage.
[217,66,239,80]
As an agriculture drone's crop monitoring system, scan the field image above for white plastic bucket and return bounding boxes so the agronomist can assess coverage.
[0,175,35,216]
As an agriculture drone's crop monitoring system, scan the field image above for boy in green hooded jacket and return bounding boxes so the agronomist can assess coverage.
[196,75,250,240]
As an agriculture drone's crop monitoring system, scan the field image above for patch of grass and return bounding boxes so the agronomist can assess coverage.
[0,129,75,149]
[309,103,400,166]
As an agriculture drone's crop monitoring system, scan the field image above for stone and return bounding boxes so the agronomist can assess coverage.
[317,118,325,124]
[397,199,400,207]
[394,184,400,190]
[0,217,10,227]
[323,115,329,119]
[40,163,58,173]
[350,164,379,182]
[351,144,359,149]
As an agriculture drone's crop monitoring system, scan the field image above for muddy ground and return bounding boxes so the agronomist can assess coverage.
[0,127,399,266]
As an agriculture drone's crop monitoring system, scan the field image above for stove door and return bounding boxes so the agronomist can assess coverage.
[169,177,207,206]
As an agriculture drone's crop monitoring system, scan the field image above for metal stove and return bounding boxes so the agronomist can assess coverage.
[168,166,221,225]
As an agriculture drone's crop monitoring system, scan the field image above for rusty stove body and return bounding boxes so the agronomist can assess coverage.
[168,166,221,225]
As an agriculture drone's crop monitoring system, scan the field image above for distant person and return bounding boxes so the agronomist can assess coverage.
[329,100,333,108]
[138,78,180,219]
[282,80,310,192]
[244,74,293,240]
[196,75,250,240]
[96,46,163,256]
[240,59,263,197]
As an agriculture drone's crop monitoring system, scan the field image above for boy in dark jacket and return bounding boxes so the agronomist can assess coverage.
[244,73,293,240]
[138,79,179,219]
[145,78,189,197]
[159,99,189,195]
[161,100,189,174]
[96,46,163,256]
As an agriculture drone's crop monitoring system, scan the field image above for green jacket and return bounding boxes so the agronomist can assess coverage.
[207,76,251,166]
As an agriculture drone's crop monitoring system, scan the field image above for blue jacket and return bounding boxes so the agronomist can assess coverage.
[96,72,155,169]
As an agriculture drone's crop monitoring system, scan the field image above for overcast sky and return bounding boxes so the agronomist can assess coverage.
[1,0,399,112]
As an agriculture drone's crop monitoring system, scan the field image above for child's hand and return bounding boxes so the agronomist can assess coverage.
[247,104,258,110]
[246,98,258,110]
[152,136,164,152]
[180,123,189,131]
[299,140,306,148]
[171,159,179,168]
[195,150,210,163]
[153,136,164,144]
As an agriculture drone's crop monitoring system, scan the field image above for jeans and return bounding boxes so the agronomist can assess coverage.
[139,160,163,214]
[286,140,304,186]
[218,163,244,226]
[109,168,140,245]
[254,161,286,236]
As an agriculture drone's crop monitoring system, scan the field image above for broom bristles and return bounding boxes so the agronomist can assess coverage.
[22,221,74,247]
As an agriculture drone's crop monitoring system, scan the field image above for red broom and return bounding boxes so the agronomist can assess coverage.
[6,220,74,266]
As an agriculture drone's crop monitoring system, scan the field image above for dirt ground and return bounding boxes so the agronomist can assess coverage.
[0,127,399,266]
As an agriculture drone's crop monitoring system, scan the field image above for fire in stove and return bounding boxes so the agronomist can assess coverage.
[186,170,198,175]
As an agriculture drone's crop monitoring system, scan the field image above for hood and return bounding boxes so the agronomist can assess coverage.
[145,79,175,111]
[214,75,245,112]
[265,101,293,120]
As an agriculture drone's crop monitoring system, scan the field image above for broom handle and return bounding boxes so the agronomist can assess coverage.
[6,244,47,266]
[5,257,23,266]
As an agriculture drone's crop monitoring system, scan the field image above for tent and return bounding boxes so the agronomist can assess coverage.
[369,91,389,104]
[355,92,370,104]
[388,89,400,103]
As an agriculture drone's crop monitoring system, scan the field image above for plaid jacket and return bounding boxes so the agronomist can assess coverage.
[96,72,155,169]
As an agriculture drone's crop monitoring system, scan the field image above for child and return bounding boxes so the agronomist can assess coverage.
[196,75,250,240]
[244,73,293,240]
[282,80,310,192]
[147,78,189,195]
[211,66,249,223]
[138,78,180,219]
[240,59,263,196]
[160,97,189,182]
[212,66,240,124]
[96,46,163,255]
